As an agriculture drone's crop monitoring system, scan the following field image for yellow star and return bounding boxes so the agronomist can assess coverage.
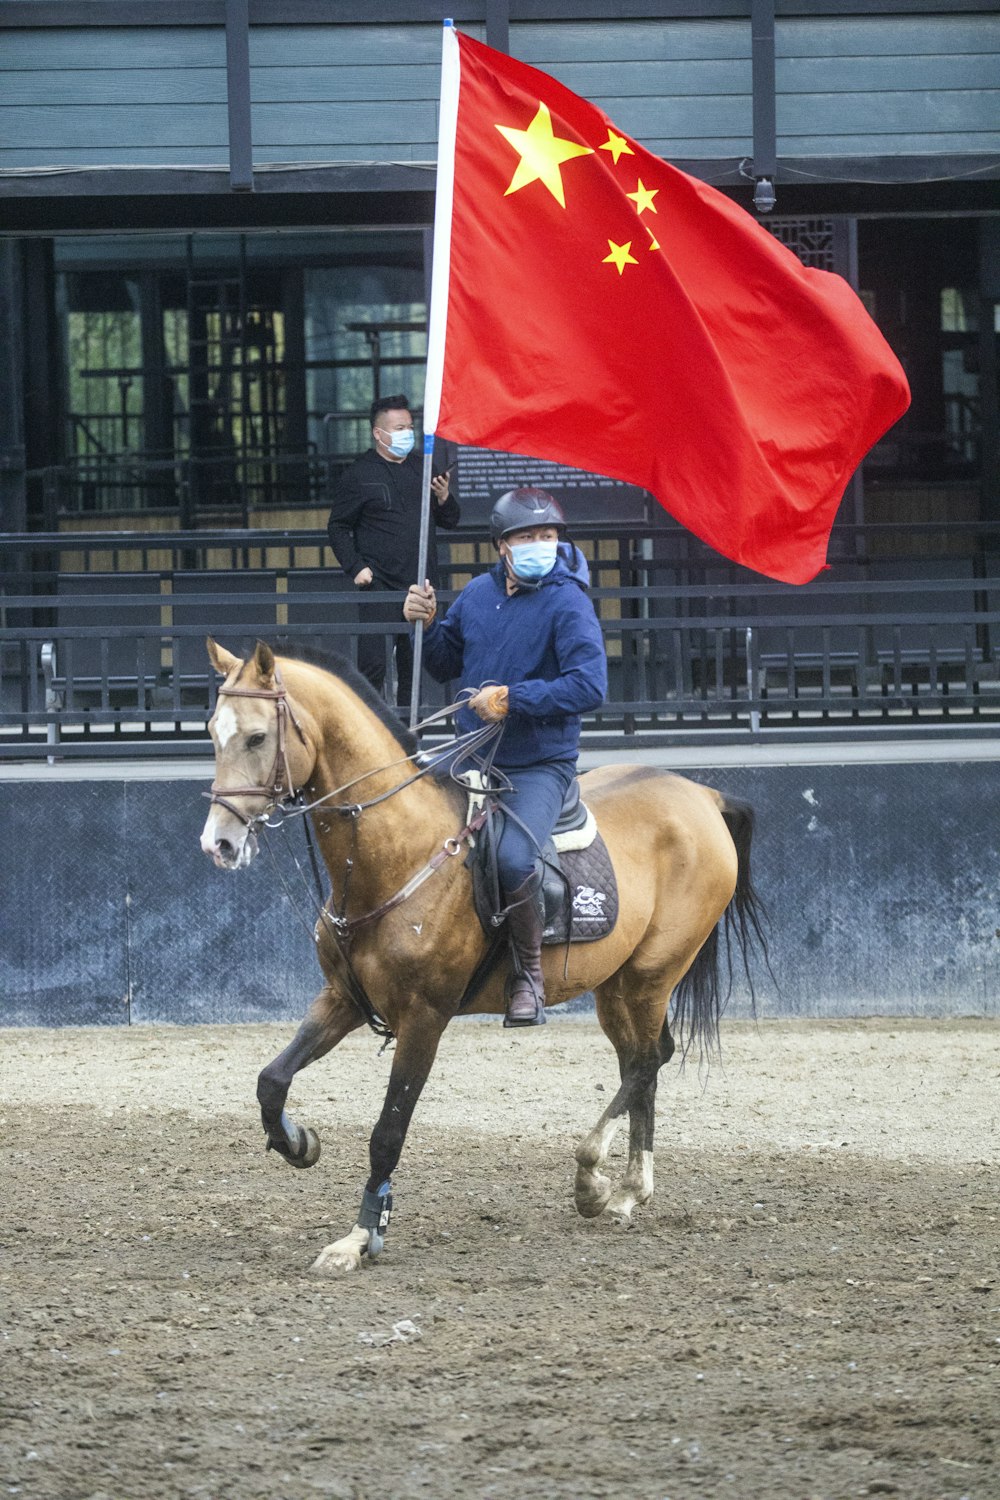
[603,240,639,275]
[495,102,593,208]
[599,130,634,166]
[626,179,659,216]
[647,230,661,252]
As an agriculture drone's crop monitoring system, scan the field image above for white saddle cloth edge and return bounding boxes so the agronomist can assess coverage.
[553,807,597,853]
[460,772,597,853]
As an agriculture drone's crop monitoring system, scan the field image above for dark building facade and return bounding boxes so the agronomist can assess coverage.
[0,1,997,541]
[2,4,1000,1022]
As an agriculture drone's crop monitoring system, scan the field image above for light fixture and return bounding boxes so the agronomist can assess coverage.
[753,176,776,214]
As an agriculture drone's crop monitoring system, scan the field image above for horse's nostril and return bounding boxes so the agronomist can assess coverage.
[218,839,235,860]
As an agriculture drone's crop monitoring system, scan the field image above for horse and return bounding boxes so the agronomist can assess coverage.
[199,638,766,1273]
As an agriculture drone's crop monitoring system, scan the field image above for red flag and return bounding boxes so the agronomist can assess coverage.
[424,29,910,585]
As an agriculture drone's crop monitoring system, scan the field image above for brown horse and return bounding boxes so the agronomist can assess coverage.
[199,639,766,1273]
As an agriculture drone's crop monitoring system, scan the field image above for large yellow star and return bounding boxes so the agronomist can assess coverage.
[495,102,593,208]
[603,240,639,275]
[626,178,659,216]
[599,130,634,165]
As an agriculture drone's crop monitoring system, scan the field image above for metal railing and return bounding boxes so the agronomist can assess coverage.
[3,522,1000,759]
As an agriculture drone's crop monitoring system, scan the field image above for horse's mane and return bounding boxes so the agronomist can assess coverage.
[274,641,418,757]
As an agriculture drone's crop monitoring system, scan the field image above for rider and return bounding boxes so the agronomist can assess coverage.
[402,487,607,1027]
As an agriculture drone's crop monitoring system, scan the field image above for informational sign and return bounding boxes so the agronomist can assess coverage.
[447,444,650,525]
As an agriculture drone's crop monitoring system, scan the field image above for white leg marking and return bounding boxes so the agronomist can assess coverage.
[607,1150,656,1224]
[574,1113,624,1219]
[311,1224,371,1274]
[577,1114,623,1172]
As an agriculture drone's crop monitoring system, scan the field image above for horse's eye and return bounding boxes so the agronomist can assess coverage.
[247,732,266,750]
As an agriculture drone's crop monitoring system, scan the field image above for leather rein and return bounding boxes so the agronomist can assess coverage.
[204,670,501,1044]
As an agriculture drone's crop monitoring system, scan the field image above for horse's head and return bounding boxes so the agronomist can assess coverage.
[200,637,315,870]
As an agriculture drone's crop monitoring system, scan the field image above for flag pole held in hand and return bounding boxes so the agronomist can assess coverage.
[408,437,436,729]
[410,19,459,731]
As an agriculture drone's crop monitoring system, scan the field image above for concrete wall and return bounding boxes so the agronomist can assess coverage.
[3,754,999,1027]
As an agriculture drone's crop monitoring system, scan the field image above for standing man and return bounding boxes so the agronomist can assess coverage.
[403,487,607,1027]
[327,393,460,706]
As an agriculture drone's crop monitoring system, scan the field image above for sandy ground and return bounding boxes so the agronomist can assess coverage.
[1,1016,998,1500]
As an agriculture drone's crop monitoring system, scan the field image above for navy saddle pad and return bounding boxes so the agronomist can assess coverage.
[467,778,619,945]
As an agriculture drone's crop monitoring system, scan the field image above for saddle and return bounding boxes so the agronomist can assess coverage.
[463,775,619,945]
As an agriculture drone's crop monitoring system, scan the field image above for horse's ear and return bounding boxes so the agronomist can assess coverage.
[253,640,276,683]
[207,636,240,677]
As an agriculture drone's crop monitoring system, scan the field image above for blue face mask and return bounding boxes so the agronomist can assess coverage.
[380,427,415,459]
[508,539,558,581]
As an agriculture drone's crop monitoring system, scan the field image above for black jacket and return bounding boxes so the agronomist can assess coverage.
[326,448,461,589]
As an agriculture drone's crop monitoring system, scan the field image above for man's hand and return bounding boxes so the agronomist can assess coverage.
[354,566,374,588]
[403,580,437,624]
[430,470,451,505]
[467,686,509,721]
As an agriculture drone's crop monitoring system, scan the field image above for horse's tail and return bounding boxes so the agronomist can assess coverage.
[671,796,773,1059]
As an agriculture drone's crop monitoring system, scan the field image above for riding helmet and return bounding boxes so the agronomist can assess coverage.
[489,487,567,546]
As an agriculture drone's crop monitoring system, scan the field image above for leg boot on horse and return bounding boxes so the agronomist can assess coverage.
[503,875,546,1027]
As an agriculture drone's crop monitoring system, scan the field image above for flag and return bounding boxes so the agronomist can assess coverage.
[423,28,910,585]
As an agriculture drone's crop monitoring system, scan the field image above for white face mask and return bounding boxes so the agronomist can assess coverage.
[377,426,415,459]
[508,539,559,580]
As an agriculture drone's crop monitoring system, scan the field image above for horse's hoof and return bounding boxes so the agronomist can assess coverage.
[266,1123,321,1169]
[310,1226,369,1274]
[296,1128,321,1169]
[606,1192,636,1225]
[574,1166,613,1219]
[311,1246,363,1274]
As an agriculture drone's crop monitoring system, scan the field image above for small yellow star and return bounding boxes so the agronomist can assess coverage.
[647,230,661,252]
[603,240,639,275]
[626,179,659,216]
[599,130,635,166]
[496,102,593,208]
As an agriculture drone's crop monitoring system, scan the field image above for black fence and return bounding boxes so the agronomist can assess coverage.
[3,522,1000,759]
[26,450,337,529]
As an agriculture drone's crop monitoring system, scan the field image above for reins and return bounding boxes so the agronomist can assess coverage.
[207,668,509,1047]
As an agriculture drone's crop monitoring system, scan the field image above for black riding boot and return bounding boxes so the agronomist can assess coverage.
[502,876,546,1028]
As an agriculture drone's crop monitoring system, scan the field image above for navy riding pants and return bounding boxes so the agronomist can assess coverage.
[494,760,576,892]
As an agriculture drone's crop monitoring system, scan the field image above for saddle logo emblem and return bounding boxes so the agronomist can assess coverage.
[572,885,607,919]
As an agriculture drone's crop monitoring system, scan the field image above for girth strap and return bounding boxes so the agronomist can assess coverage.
[315,801,495,1046]
[326,803,491,938]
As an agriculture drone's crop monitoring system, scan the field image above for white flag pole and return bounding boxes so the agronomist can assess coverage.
[409,18,460,730]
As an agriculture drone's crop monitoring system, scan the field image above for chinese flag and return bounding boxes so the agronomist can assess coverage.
[424,29,910,585]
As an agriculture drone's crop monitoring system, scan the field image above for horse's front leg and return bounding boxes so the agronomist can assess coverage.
[257,986,363,1167]
[312,1003,447,1274]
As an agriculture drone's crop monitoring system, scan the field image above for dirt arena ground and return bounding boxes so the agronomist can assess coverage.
[1,1017,998,1500]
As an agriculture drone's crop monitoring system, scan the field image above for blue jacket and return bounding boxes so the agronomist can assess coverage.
[421,544,607,767]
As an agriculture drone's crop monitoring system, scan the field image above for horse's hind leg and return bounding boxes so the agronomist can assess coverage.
[574,974,673,1221]
[257,986,363,1167]
[606,1009,675,1222]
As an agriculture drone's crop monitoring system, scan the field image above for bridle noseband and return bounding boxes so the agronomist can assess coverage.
[205,667,309,829]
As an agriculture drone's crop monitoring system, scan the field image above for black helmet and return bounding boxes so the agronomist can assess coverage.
[489,487,566,545]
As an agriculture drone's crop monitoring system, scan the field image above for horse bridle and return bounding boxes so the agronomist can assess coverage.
[205,667,309,829]
[204,668,507,1045]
